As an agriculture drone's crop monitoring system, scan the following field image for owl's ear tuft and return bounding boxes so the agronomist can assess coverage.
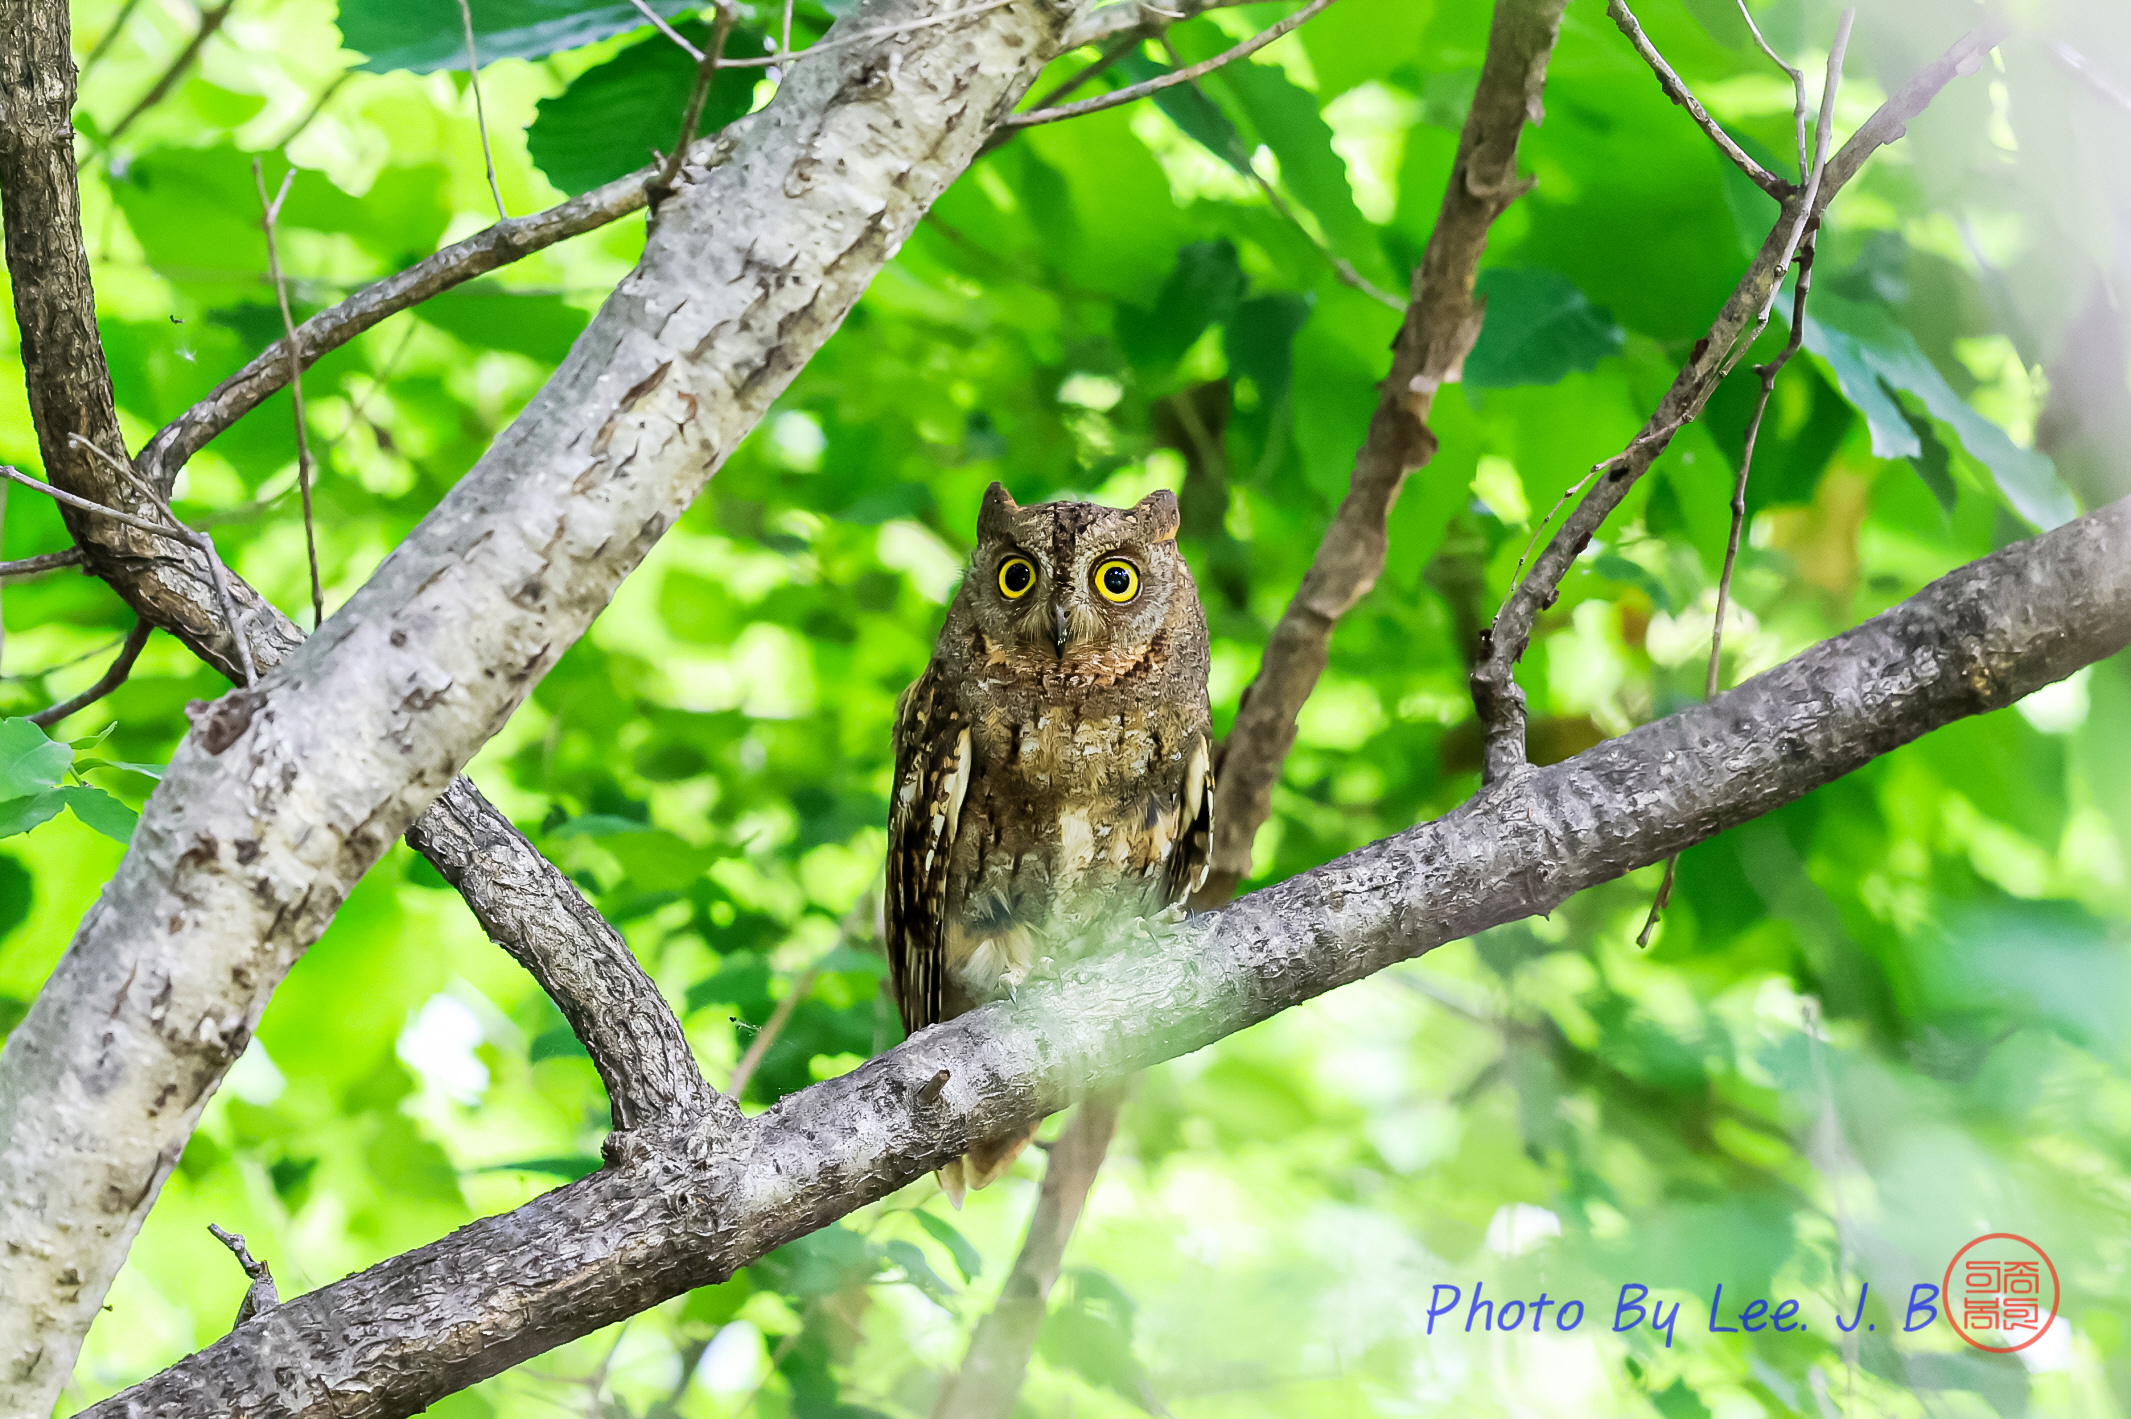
[1132,488,1180,543]
[978,482,1020,539]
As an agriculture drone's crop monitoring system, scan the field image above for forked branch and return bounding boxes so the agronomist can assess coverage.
[1608,0,1790,198]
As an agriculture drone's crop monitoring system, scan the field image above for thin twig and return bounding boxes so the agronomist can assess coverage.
[1608,0,1789,199]
[1008,0,1341,128]
[651,1,739,205]
[720,0,1024,70]
[31,619,152,728]
[1472,8,1862,786]
[457,0,508,221]
[1735,0,1809,180]
[780,0,795,64]
[729,895,878,1096]
[629,0,705,61]
[206,1223,279,1327]
[267,69,354,152]
[96,0,236,153]
[254,161,325,630]
[79,0,150,84]
[2051,41,2131,115]
[47,440,258,688]
[1161,39,1403,311]
[0,548,84,578]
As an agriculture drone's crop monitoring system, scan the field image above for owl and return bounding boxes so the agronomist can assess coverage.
[886,483,1213,1205]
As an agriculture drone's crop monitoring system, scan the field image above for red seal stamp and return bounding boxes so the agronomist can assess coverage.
[1943,1234,2059,1353]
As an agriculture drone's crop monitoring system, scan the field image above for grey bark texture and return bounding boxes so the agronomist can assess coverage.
[0,0,1080,1407]
[84,492,2131,1419]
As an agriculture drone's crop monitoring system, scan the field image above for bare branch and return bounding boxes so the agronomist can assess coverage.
[85,491,2131,1419]
[629,0,706,61]
[455,0,508,220]
[29,616,152,728]
[1007,0,1341,129]
[254,159,326,629]
[932,1089,1125,1419]
[0,546,84,578]
[1608,0,1789,199]
[94,0,235,154]
[133,148,726,496]
[1202,0,1568,902]
[1473,12,2009,788]
[650,1,738,207]
[267,68,354,151]
[206,1222,279,1326]
[1736,0,1809,179]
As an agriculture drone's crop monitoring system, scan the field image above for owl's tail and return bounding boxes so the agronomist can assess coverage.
[937,1123,1039,1209]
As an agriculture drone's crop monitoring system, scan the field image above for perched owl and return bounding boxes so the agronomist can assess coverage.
[886,483,1213,1205]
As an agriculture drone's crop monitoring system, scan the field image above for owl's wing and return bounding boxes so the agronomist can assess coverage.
[1162,731,1214,909]
[885,667,971,1037]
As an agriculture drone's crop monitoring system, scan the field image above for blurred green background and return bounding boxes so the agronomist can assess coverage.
[4,0,2130,1413]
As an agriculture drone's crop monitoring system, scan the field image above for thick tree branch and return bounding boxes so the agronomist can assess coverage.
[0,0,707,1165]
[1470,15,1995,785]
[1201,0,1568,902]
[0,0,1085,1408]
[931,1088,1124,1419]
[89,493,2131,1419]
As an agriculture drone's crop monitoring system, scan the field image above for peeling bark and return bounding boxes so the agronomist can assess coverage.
[85,494,2131,1419]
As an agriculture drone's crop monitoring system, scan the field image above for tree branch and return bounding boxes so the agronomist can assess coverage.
[1007,0,1342,128]
[0,0,1087,1407]
[29,616,152,728]
[1201,0,1568,902]
[87,491,2131,1419]
[1607,0,1790,198]
[94,0,235,154]
[1471,13,1995,785]
[931,1087,1124,1419]
[1,0,709,1181]
[0,546,84,578]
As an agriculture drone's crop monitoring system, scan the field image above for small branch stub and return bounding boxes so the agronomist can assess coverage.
[206,1224,279,1328]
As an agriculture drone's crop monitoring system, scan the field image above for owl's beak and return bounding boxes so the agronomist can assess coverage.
[1051,603,1072,655]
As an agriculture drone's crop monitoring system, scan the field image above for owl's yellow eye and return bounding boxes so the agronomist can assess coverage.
[996,556,1036,599]
[1094,558,1140,604]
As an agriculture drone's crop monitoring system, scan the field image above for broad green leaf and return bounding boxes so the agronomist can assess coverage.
[1211,59,1381,270]
[1112,53,1250,174]
[913,1209,983,1283]
[75,757,165,782]
[526,21,766,196]
[337,0,694,74]
[1463,269,1625,389]
[1117,240,1246,371]
[878,1238,957,1306]
[0,719,71,801]
[58,786,137,845]
[478,1155,602,1181]
[0,791,67,840]
[1804,293,2077,529]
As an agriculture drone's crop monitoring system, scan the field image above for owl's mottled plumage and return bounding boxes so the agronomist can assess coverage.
[887,483,1213,1203]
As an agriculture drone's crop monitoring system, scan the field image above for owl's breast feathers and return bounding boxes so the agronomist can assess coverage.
[885,637,1212,1038]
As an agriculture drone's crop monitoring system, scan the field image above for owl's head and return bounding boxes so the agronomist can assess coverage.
[961,482,1197,659]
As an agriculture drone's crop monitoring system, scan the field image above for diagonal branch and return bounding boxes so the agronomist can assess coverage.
[1007,0,1341,128]
[29,616,152,728]
[93,0,235,154]
[1608,0,1790,198]
[1202,0,1569,901]
[1469,12,2000,785]
[86,490,2131,1419]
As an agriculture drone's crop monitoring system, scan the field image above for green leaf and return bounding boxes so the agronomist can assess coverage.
[1113,53,1250,174]
[337,0,695,74]
[479,1155,602,1181]
[913,1210,983,1283]
[527,21,765,196]
[0,791,68,840]
[1225,292,1313,411]
[59,787,137,845]
[750,1222,879,1297]
[1210,59,1378,265]
[1803,293,2076,529]
[0,997,26,1041]
[0,719,72,801]
[878,1238,957,1307]
[1117,240,1247,371]
[75,757,165,782]
[1464,270,1625,389]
